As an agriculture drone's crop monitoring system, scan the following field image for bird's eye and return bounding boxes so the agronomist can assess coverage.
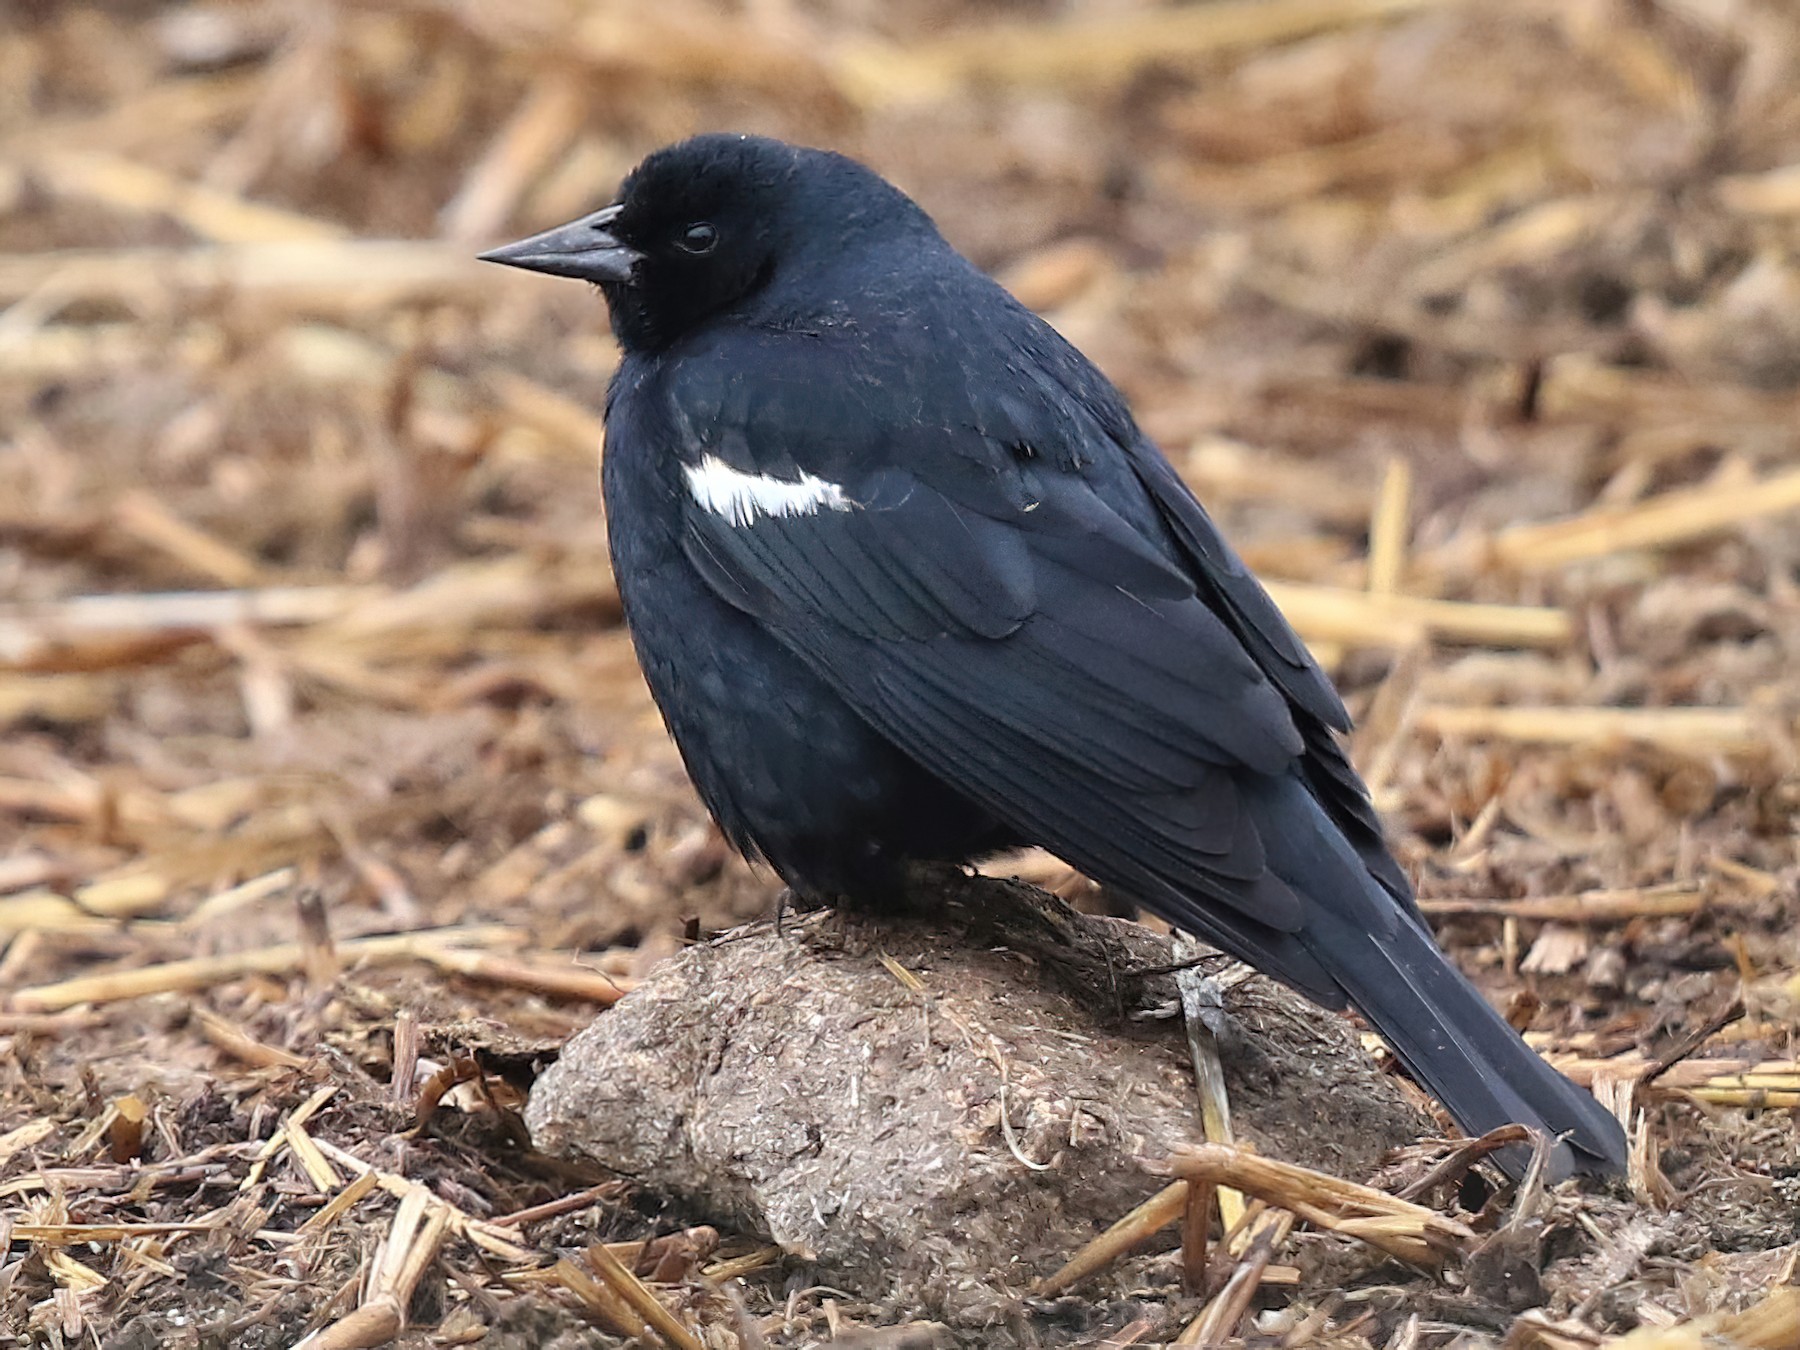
[676,222,718,255]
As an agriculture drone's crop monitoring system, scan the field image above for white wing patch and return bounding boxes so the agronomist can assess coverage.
[683,454,856,527]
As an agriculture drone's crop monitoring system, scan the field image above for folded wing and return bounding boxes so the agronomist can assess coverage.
[676,439,1395,1002]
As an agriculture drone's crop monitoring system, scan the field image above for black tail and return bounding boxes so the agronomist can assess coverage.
[1091,769,1628,1181]
[1314,908,1627,1180]
[1222,775,1629,1182]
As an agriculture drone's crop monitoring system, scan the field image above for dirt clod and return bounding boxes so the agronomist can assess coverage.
[528,877,1433,1330]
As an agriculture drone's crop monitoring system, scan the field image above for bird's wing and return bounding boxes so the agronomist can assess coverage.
[1118,441,1415,909]
[672,412,1405,994]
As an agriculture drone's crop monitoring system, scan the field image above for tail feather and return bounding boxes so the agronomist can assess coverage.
[1239,775,1628,1181]
[1317,910,1628,1180]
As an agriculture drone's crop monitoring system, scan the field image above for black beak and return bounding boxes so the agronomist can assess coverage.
[478,204,644,283]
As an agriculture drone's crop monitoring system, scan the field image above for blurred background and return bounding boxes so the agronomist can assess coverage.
[3,0,1800,1341]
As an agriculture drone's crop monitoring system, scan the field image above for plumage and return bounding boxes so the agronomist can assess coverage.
[683,455,855,527]
[481,132,1628,1180]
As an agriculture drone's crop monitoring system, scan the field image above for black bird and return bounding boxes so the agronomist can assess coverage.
[481,133,1627,1179]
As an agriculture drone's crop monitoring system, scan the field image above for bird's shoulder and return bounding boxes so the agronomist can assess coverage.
[623,270,1141,507]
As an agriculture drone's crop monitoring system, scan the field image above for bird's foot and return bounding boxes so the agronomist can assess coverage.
[771,885,838,935]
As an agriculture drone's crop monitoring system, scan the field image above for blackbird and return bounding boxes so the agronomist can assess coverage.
[481,133,1627,1179]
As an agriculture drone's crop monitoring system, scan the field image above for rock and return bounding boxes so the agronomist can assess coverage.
[526,874,1434,1333]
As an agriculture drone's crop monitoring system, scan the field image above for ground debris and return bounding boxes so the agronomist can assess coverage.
[526,877,1432,1335]
[4,0,1800,1344]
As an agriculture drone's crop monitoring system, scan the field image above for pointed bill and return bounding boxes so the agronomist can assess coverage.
[478,204,644,282]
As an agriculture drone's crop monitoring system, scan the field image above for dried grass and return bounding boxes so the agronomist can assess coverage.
[3,0,1799,1345]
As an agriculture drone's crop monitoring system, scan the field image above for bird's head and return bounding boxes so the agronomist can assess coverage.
[480,133,931,352]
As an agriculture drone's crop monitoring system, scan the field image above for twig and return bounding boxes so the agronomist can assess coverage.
[1416,886,1711,923]
[192,1006,312,1071]
[1175,1209,1296,1345]
[291,1184,451,1350]
[1395,1125,1532,1200]
[1639,999,1748,1087]
[1263,582,1570,650]
[414,947,638,1004]
[1036,1181,1188,1295]
[25,151,347,244]
[586,1238,707,1350]
[1366,455,1413,597]
[307,1136,538,1264]
[0,868,170,936]
[836,0,1449,101]
[1603,1286,1799,1350]
[0,585,373,665]
[1173,938,1245,1239]
[1415,705,1795,758]
[0,240,493,308]
[1159,1143,1475,1268]
[7,924,521,1011]
[1488,464,1800,570]
[490,1183,622,1230]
